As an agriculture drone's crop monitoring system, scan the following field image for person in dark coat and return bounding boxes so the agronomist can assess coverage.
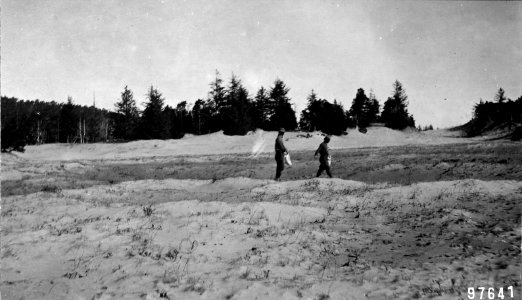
[274,128,288,181]
[315,135,332,178]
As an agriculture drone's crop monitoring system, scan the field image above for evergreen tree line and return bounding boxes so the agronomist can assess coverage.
[417,124,434,131]
[112,72,300,140]
[298,80,415,134]
[1,96,112,152]
[1,71,417,152]
[465,87,522,138]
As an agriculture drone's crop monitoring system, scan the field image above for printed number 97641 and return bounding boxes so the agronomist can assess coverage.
[468,286,514,299]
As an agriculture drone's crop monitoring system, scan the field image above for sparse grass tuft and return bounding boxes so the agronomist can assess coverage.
[303,179,320,191]
[41,184,62,193]
[158,290,169,299]
[165,248,179,261]
[143,204,154,217]
[2,247,15,259]
[182,276,206,294]
[317,294,330,300]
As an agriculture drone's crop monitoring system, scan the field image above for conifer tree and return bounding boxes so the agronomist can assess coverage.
[223,75,254,135]
[299,90,319,131]
[381,80,415,129]
[138,86,168,139]
[191,99,212,134]
[495,87,506,103]
[299,91,347,135]
[253,86,270,130]
[163,101,189,139]
[349,88,371,128]
[325,99,348,135]
[60,96,78,143]
[114,86,139,140]
[268,79,297,131]
[368,90,381,123]
[208,70,226,130]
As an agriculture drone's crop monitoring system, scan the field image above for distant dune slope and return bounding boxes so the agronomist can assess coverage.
[12,128,470,161]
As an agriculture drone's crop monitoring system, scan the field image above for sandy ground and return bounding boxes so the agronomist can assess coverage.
[1,129,521,299]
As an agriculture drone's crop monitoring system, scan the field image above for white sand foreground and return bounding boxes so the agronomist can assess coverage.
[2,177,520,299]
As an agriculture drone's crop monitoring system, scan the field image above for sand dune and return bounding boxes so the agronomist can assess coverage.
[12,128,470,162]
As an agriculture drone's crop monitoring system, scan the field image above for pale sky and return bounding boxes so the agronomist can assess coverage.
[2,0,521,128]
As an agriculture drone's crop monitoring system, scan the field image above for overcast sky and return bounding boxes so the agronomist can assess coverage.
[2,0,521,128]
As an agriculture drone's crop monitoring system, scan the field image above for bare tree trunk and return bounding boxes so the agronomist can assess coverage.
[79,119,83,144]
[36,120,40,145]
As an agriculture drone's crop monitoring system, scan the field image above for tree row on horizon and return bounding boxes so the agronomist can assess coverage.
[3,71,425,152]
[465,88,522,138]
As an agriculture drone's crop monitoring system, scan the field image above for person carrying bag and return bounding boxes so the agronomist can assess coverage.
[314,135,332,178]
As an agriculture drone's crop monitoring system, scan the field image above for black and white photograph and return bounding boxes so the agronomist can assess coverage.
[1,0,521,299]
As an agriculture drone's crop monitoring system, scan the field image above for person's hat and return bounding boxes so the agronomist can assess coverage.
[279,128,285,133]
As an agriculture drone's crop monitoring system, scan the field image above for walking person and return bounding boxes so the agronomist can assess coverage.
[274,128,288,181]
[315,135,332,178]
